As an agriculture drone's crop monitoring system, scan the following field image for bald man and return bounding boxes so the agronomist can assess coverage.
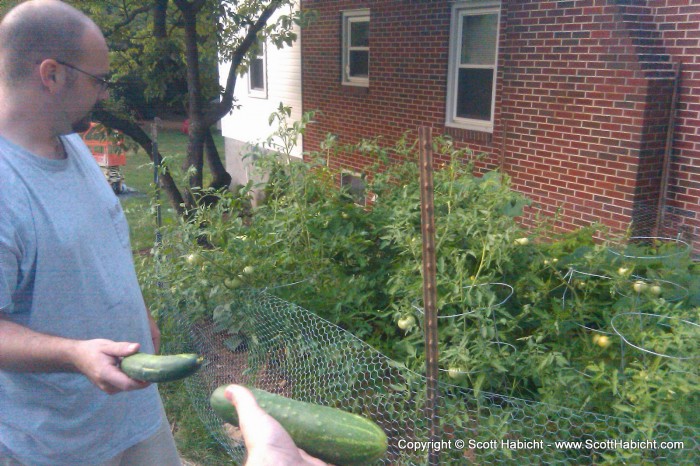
[0,1,181,464]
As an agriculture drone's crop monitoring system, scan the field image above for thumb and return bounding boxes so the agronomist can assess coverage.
[224,384,280,446]
[224,385,262,423]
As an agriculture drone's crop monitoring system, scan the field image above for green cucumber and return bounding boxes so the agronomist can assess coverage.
[210,385,387,465]
[120,352,204,383]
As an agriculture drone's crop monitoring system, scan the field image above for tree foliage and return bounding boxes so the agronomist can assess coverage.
[69,0,309,214]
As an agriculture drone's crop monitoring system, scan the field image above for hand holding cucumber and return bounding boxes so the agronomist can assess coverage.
[224,385,329,466]
[72,340,150,395]
[211,385,388,465]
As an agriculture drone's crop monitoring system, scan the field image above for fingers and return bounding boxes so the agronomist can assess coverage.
[73,339,149,394]
[99,365,150,394]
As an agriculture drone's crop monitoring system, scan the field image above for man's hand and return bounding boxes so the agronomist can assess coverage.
[72,339,150,395]
[0,318,149,394]
[225,385,329,466]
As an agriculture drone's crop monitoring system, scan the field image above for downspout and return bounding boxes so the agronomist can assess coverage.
[654,61,682,236]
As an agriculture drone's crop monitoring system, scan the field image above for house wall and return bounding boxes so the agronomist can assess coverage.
[649,0,700,250]
[220,11,303,198]
[300,0,699,253]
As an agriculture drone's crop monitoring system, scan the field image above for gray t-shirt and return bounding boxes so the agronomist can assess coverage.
[0,134,162,465]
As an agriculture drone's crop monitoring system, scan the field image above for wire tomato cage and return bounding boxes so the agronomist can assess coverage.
[411,282,514,319]
[560,269,618,337]
[412,282,516,379]
[611,312,700,361]
[607,235,691,261]
[560,265,697,377]
[561,269,689,337]
[616,275,689,302]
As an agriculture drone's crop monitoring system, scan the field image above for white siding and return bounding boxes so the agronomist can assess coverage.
[219,19,303,160]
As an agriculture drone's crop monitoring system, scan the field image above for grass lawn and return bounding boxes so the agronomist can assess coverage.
[120,127,221,253]
[117,127,232,465]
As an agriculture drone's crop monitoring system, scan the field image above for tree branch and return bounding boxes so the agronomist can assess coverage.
[102,5,152,39]
[204,1,282,126]
[92,109,186,216]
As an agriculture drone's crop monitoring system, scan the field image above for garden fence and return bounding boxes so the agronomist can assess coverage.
[164,287,699,465]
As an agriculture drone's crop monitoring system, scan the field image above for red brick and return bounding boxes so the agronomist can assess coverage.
[300,0,699,253]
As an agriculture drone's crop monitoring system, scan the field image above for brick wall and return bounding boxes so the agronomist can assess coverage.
[649,0,700,251]
[300,0,698,252]
[302,0,465,172]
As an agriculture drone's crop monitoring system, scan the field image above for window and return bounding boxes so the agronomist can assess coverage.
[342,10,370,87]
[249,38,267,98]
[340,171,367,206]
[446,2,500,132]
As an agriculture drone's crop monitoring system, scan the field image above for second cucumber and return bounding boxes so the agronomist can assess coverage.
[120,352,204,383]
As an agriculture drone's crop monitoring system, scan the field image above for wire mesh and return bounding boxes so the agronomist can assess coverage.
[163,288,699,465]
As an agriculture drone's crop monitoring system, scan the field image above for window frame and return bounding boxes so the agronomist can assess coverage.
[445,1,501,133]
[248,38,268,99]
[341,9,370,87]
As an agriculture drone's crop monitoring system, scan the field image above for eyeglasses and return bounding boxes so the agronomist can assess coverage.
[55,59,114,91]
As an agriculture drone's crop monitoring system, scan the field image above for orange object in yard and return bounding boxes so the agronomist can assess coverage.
[81,122,127,167]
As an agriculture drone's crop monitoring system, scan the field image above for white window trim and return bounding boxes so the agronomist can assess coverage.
[342,9,370,87]
[248,39,268,99]
[445,1,501,133]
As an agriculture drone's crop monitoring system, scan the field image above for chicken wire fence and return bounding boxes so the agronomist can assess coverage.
[161,287,699,466]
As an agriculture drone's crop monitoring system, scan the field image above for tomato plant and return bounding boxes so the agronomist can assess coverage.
[137,108,700,465]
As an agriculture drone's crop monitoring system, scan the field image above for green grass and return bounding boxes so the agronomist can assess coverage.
[118,128,231,465]
[120,128,224,252]
[160,381,234,465]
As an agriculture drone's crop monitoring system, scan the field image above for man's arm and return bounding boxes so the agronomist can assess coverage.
[0,316,150,394]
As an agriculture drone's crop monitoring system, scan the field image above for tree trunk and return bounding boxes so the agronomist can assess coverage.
[205,127,232,190]
[153,0,168,38]
[177,1,206,212]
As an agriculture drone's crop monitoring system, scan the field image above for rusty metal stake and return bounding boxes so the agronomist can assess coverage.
[151,117,162,246]
[655,61,681,237]
[419,126,440,466]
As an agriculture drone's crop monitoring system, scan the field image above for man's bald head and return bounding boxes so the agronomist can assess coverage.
[0,0,97,85]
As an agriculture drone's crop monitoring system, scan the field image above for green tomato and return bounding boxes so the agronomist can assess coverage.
[633,280,648,294]
[397,315,416,330]
[595,335,612,349]
[242,265,255,275]
[649,285,662,297]
[224,277,243,289]
[513,237,529,246]
[447,367,466,380]
[186,253,203,266]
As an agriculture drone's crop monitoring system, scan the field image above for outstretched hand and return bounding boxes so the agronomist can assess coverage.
[72,339,150,394]
[224,385,329,466]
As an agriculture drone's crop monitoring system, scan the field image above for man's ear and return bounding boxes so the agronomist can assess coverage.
[38,59,63,93]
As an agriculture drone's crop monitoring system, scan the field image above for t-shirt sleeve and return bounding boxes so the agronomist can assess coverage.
[0,186,21,314]
[0,243,18,314]
[0,269,11,312]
